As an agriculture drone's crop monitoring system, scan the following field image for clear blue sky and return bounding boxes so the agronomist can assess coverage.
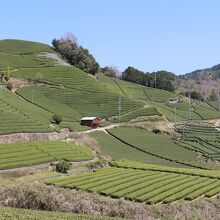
[1,0,220,75]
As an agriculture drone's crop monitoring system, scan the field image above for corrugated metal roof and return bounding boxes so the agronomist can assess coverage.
[80,117,98,121]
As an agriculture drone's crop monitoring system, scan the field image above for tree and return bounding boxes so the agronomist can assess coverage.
[51,34,100,75]
[209,90,218,101]
[56,160,71,173]
[122,66,175,92]
[101,66,119,77]
[51,114,62,124]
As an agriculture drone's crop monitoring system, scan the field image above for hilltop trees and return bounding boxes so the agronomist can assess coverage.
[101,66,119,77]
[52,34,99,75]
[122,67,175,92]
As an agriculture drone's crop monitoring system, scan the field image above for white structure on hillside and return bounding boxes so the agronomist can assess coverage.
[167,98,179,104]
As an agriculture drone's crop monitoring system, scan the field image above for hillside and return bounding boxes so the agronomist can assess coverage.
[0,39,220,134]
[184,64,220,81]
[0,39,219,220]
[175,63,220,101]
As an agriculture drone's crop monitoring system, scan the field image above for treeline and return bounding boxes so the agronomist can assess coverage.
[52,34,118,77]
[52,34,99,75]
[122,66,176,92]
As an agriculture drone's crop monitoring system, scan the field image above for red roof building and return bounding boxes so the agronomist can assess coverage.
[80,117,100,128]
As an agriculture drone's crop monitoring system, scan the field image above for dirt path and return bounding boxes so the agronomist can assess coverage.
[82,123,121,134]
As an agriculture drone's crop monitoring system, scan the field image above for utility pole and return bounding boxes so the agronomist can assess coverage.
[155,72,157,89]
[118,97,121,123]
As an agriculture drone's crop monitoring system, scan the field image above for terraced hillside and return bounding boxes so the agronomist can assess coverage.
[47,166,220,204]
[207,100,220,111]
[0,39,55,68]
[90,131,187,168]
[0,39,219,134]
[0,141,93,170]
[176,124,220,161]
[106,126,220,169]
[97,73,220,122]
[0,89,52,134]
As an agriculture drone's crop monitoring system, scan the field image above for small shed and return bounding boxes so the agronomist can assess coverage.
[80,117,100,128]
[167,98,179,104]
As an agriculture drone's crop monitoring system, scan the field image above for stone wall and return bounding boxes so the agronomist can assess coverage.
[0,131,70,144]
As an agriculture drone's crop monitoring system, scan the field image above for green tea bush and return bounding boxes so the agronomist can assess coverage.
[56,160,71,173]
[52,114,62,124]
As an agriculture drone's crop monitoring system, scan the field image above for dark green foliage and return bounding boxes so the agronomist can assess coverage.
[185,91,203,101]
[56,160,71,173]
[122,67,148,86]
[101,66,117,77]
[122,67,175,92]
[52,114,62,124]
[52,37,99,75]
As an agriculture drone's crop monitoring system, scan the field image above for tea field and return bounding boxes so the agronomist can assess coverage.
[176,124,220,161]
[47,166,220,204]
[0,141,93,170]
[0,89,52,135]
[106,126,218,169]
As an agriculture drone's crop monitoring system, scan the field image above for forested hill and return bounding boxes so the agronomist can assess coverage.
[183,64,220,80]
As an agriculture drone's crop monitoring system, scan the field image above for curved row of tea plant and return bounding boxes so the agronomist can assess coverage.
[47,167,220,204]
[0,90,52,135]
[0,141,93,170]
[107,127,216,169]
[176,124,220,161]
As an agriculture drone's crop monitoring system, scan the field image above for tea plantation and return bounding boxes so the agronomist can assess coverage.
[0,141,93,170]
[0,39,220,215]
[106,126,217,169]
[176,124,220,161]
[47,166,220,204]
[0,90,52,134]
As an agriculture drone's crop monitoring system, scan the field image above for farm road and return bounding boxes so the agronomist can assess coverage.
[82,123,120,134]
